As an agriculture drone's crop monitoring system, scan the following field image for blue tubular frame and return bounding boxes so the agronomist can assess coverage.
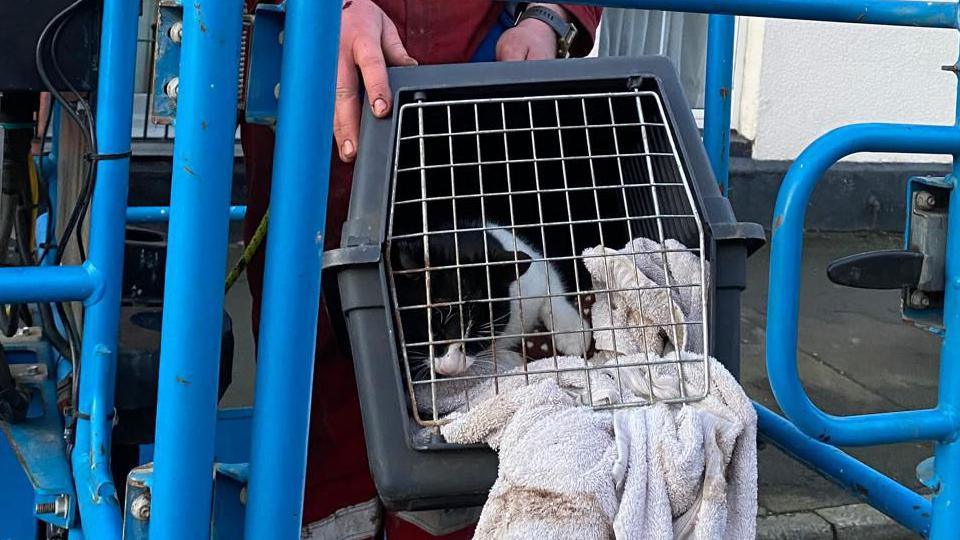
[243,0,341,535]
[755,404,933,536]
[765,122,960,536]
[126,205,247,223]
[71,0,140,536]
[563,0,959,28]
[6,0,960,537]
[766,123,960,441]
[149,1,244,537]
[703,14,734,193]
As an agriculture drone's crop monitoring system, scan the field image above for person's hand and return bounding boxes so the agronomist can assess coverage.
[335,0,418,163]
[496,4,569,61]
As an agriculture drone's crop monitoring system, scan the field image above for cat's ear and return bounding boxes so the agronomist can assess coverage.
[490,249,533,279]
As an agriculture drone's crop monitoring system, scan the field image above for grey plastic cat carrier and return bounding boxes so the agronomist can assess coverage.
[326,57,764,510]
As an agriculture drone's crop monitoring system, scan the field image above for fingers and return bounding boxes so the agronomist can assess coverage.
[382,19,418,67]
[496,34,530,62]
[334,48,361,162]
[353,32,392,120]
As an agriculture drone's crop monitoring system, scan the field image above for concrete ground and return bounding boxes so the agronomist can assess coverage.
[219,232,934,538]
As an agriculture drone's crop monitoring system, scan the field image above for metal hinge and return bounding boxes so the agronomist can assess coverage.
[149,0,257,125]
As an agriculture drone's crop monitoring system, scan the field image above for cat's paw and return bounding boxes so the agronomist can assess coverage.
[552,326,592,357]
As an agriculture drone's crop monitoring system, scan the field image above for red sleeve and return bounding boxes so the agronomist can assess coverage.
[560,5,602,57]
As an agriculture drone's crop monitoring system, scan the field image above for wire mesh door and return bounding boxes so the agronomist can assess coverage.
[386,88,710,427]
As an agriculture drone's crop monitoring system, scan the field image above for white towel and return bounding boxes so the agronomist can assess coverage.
[423,237,754,539]
[441,359,622,539]
[611,355,757,539]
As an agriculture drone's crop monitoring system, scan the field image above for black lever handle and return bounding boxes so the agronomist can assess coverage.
[826,249,923,290]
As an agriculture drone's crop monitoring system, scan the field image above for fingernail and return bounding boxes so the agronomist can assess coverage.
[406,56,419,66]
[341,139,355,159]
[373,98,388,117]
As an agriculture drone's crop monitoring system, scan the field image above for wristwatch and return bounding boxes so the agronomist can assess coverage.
[515,5,578,58]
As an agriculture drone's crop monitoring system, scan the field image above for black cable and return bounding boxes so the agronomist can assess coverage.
[35,0,99,266]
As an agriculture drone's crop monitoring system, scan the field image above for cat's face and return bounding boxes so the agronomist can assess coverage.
[392,230,531,378]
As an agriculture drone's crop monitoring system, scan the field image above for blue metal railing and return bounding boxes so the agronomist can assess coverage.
[149,1,245,536]
[703,14,735,193]
[765,122,960,537]
[2,0,957,537]
[242,0,341,535]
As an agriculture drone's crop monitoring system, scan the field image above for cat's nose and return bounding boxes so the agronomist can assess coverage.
[433,343,468,376]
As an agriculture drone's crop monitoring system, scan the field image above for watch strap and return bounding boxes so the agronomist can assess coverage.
[516,5,578,58]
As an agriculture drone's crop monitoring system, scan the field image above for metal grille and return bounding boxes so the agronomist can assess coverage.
[386,89,709,427]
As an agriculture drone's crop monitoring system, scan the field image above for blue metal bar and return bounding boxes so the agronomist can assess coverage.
[929,62,960,538]
[126,205,247,223]
[767,123,960,448]
[243,0,340,536]
[565,0,958,28]
[40,103,60,266]
[69,0,140,536]
[149,1,244,537]
[703,14,734,194]
[756,403,932,537]
[0,266,95,303]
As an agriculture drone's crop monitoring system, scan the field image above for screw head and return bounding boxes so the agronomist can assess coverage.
[131,493,151,521]
[165,78,180,100]
[910,290,931,308]
[169,21,183,44]
[916,191,937,211]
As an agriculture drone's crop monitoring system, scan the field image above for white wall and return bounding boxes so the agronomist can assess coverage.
[738,19,957,163]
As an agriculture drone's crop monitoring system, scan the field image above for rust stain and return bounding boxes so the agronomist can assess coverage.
[176,376,191,385]
[201,120,208,131]
[183,165,197,177]
[772,215,784,232]
[719,87,729,99]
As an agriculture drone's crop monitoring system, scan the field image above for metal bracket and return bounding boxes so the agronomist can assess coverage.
[1,337,77,530]
[902,175,950,334]
[149,0,254,125]
[244,2,285,126]
[121,463,152,539]
[322,245,382,271]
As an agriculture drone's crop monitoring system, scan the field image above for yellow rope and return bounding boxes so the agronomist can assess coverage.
[224,209,268,293]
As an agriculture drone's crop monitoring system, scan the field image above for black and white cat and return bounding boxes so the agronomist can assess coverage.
[393,220,592,378]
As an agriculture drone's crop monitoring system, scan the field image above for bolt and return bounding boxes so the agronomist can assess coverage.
[35,502,56,515]
[131,493,151,521]
[25,365,41,375]
[273,83,280,100]
[165,78,180,100]
[169,21,183,44]
[911,290,931,308]
[35,495,69,518]
[916,191,937,211]
[278,30,284,45]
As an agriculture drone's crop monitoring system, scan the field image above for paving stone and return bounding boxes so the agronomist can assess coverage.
[756,512,833,540]
[815,504,918,539]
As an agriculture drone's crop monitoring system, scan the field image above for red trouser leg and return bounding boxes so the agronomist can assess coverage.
[240,123,476,539]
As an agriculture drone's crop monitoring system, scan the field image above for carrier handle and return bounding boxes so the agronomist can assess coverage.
[766,122,960,446]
